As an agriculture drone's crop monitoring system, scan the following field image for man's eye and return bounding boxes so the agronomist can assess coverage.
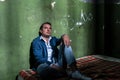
[44,27,47,29]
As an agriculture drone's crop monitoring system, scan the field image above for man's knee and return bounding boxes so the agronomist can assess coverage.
[37,63,49,74]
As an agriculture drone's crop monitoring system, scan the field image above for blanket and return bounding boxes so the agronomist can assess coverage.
[17,55,120,80]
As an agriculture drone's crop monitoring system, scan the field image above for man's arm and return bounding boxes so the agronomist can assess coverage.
[62,34,71,47]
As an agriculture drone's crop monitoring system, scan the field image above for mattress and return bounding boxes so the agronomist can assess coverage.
[17,55,120,80]
[76,55,120,80]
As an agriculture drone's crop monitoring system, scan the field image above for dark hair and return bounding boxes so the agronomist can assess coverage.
[39,22,52,36]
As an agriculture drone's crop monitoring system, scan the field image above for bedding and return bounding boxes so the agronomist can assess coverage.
[17,55,120,80]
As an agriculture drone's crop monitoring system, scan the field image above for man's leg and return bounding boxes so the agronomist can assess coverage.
[58,44,92,80]
[64,46,77,67]
[58,44,76,68]
[37,63,65,80]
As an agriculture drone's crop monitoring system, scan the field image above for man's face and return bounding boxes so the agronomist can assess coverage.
[40,24,52,37]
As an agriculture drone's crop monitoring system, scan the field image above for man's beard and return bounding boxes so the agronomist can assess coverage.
[43,34,51,38]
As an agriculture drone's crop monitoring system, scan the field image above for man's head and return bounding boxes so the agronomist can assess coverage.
[39,22,52,37]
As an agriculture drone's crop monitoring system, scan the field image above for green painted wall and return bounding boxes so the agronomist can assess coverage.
[0,0,105,80]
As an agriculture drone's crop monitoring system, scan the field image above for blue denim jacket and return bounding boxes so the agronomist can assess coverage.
[29,36,62,70]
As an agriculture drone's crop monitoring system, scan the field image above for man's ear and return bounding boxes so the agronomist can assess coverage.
[39,30,42,33]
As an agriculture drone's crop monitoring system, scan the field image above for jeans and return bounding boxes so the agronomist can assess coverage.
[58,45,76,68]
[37,45,76,79]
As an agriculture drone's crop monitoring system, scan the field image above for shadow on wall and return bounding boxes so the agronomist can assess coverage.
[105,0,120,58]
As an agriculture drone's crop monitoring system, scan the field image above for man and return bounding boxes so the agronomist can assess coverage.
[30,22,92,80]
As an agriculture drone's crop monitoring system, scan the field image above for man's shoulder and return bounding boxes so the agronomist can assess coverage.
[32,36,40,42]
[51,36,60,41]
[51,36,57,39]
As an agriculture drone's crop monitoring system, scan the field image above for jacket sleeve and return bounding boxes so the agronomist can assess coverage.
[55,37,63,46]
[32,40,52,65]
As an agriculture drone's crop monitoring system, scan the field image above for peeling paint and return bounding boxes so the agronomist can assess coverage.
[79,0,104,4]
[19,35,22,38]
[51,1,56,9]
[53,30,56,33]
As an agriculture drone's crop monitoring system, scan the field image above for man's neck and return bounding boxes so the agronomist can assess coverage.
[41,35,51,42]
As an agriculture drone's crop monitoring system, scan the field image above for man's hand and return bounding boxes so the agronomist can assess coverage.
[62,34,71,47]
